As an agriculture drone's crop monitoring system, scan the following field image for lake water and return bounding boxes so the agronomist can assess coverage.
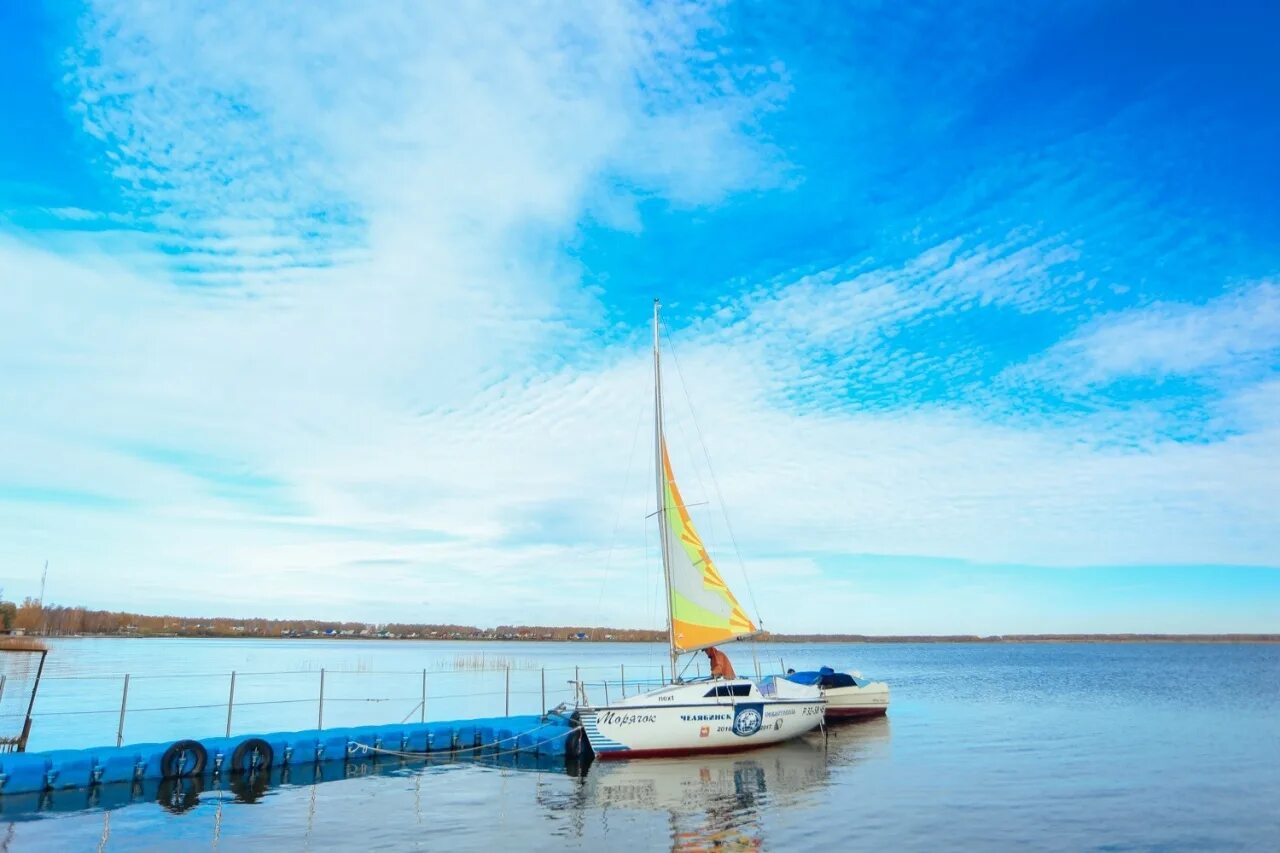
[2,639,1277,850]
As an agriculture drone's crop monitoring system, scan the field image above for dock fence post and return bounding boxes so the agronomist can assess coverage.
[421,669,427,724]
[540,667,545,714]
[661,665,665,685]
[225,671,237,737]
[620,664,625,697]
[116,674,130,747]
[0,674,6,705]
[504,665,510,717]
[318,668,326,730]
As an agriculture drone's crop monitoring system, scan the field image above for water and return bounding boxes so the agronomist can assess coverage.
[2,639,1277,850]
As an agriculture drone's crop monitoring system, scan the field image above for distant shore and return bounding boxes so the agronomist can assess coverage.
[8,601,1275,643]
[767,633,1280,643]
[24,632,1280,644]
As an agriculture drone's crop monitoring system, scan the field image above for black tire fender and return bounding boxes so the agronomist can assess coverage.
[230,772,269,803]
[565,711,588,760]
[160,739,208,779]
[157,775,204,813]
[230,738,275,774]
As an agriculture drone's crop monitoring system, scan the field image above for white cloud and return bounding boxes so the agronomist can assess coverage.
[2,0,790,624]
[1013,281,1280,388]
[4,224,1279,631]
[728,231,1082,351]
[708,231,1082,400]
[64,0,784,274]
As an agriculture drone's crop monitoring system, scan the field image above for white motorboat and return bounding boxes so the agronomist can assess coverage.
[575,300,825,760]
[785,667,890,719]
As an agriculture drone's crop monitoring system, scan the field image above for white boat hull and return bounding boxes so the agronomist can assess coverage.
[782,669,891,719]
[824,681,890,719]
[579,678,825,760]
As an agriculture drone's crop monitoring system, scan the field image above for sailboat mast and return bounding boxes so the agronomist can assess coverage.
[652,299,678,681]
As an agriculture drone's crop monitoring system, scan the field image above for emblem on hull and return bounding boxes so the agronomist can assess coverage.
[731,703,764,737]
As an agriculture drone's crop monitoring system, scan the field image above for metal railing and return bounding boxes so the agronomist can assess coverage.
[0,660,704,753]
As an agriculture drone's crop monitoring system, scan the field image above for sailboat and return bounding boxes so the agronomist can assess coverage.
[575,301,825,760]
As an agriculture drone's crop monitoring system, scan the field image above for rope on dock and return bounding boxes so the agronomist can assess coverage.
[347,720,572,758]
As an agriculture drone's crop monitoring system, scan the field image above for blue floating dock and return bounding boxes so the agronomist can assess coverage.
[0,714,574,797]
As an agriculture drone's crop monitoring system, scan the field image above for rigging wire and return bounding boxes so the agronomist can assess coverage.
[659,317,764,630]
[654,320,719,567]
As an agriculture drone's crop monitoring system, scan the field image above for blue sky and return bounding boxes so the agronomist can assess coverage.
[1,1,1277,633]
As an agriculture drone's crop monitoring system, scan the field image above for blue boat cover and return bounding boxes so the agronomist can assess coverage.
[784,666,859,689]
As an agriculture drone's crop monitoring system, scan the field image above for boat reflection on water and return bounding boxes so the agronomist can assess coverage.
[822,713,892,765]
[581,733,831,851]
[572,716,890,850]
[588,736,828,809]
[606,743,818,849]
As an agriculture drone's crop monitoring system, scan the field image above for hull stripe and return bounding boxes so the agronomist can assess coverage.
[594,741,799,761]
[580,700,821,712]
[825,707,888,718]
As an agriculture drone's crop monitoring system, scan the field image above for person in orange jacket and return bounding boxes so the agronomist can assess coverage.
[705,646,736,680]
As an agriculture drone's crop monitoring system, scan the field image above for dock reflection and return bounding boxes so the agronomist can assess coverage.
[0,748,578,820]
[1,715,892,853]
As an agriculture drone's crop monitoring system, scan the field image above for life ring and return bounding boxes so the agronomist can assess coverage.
[230,738,274,774]
[160,739,208,779]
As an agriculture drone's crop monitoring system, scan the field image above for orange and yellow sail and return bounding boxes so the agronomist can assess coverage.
[660,440,757,652]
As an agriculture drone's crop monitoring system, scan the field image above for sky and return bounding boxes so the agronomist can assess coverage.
[1,0,1277,635]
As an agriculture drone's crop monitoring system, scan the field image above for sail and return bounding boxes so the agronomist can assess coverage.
[660,439,757,652]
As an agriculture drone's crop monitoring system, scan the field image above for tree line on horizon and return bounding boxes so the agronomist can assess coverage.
[0,597,673,640]
[1,597,1272,643]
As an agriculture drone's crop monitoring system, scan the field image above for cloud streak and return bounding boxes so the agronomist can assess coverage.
[1016,282,1280,388]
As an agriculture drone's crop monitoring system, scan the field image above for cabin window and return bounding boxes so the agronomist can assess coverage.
[704,684,752,698]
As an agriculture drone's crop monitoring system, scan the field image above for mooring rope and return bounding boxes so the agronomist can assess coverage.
[346,720,573,759]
